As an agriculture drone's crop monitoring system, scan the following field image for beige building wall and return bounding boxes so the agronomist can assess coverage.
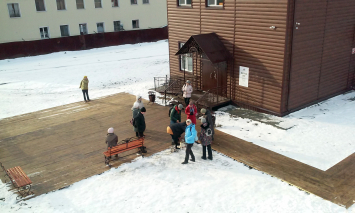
[0,0,167,43]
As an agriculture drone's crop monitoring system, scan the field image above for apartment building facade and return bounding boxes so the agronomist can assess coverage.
[1,0,167,43]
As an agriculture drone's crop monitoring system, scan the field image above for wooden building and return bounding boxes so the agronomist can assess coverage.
[167,0,355,116]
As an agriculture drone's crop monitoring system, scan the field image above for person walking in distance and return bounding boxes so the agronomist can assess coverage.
[182,119,196,164]
[182,80,193,106]
[134,107,146,138]
[199,118,213,160]
[185,100,198,125]
[170,104,184,125]
[79,76,90,102]
[200,108,215,141]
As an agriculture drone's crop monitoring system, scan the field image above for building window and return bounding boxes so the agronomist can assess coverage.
[131,0,137,5]
[143,0,149,3]
[56,0,66,10]
[95,0,102,8]
[179,43,193,72]
[35,0,46,11]
[114,21,124,31]
[207,0,223,6]
[76,0,85,9]
[112,0,119,7]
[40,27,49,39]
[60,25,70,37]
[132,20,139,28]
[7,3,21,17]
[79,24,88,34]
[178,0,191,6]
[97,23,104,33]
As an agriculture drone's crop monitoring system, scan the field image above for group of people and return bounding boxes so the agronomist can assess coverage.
[168,80,215,164]
[100,77,215,165]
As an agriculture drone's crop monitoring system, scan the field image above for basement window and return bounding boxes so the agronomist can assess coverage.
[207,0,223,7]
[39,27,49,39]
[178,0,191,6]
[132,20,139,29]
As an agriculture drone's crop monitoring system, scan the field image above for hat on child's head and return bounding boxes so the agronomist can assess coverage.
[186,80,191,84]
[178,104,184,109]
[201,118,207,123]
[84,76,87,78]
[186,119,192,124]
[200,108,206,114]
[108,127,114,133]
[140,107,146,112]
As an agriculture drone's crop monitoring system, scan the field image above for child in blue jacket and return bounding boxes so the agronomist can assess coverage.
[182,119,196,164]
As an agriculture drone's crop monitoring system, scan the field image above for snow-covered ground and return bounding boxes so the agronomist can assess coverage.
[1,40,355,212]
[215,92,355,171]
[0,144,353,213]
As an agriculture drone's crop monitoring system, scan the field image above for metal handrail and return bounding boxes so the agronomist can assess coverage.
[195,86,229,110]
[164,79,179,106]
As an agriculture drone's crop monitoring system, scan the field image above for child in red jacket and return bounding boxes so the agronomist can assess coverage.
[185,100,198,124]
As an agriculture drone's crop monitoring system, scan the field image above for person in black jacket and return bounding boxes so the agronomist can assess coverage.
[169,121,187,149]
[134,107,146,138]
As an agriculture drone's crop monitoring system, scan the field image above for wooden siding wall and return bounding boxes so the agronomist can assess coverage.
[233,0,288,114]
[287,0,355,111]
[167,0,288,114]
[167,1,201,89]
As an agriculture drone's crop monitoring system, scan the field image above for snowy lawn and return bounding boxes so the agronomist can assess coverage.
[0,144,353,213]
[215,92,355,171]
[1,40,355,211]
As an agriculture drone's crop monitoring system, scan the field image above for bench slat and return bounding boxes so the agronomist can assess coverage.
[103,138,144,157]
[7,166,32,188]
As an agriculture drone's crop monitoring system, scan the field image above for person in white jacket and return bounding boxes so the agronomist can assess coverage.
[182,80,193,106]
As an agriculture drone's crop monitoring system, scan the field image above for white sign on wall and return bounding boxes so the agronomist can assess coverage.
[239,66,249,87]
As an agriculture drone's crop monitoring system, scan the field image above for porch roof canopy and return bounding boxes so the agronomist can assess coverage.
[175,33,232,64]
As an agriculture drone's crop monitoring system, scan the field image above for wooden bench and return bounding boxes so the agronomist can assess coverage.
[103,137,146,166]
[1,162,33,198]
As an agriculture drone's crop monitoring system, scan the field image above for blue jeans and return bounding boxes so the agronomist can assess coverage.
[170,120,177,125]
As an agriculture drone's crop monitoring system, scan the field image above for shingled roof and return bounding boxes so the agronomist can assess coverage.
[175,33,232,64]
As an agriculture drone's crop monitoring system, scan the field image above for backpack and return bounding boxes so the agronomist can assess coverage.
[168,105,175,117]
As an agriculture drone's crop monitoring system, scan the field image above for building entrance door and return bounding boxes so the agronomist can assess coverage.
[201,59,227,92]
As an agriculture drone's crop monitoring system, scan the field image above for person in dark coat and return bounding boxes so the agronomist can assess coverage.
[106,127,118,159]
[132,107,140,137]
[134,107,146,138]
[199,118,213,160]
[170,104,184,125]
[200,108,214,140]
[169,121,187,149]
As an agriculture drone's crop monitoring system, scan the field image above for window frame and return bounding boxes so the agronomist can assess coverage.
[76,0,85,9]
[111,0,119,7]
[131,0,137,5]
[60,25,70,37]
[206,0,224,7]
[56,0,66,10]
[7,3,21,18]
[142,0,149,4]
[178,42,193,73]
[96,22,105,33]
[113,21,123,32]
[35,0,46,12]
[79,23,88,35]
[177,0,192,7]
[39,26,50,39]
[132,20,139,29]
[94,0,102,8]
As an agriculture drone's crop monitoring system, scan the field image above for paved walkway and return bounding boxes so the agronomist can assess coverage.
[0,93,354,208]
